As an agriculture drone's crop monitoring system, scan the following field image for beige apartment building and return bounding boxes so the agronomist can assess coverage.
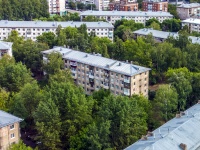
[48,0,66,14]
[177,3,200,20]
[42,47,151,97]
[0,110,23,150]
[0,41,13,59]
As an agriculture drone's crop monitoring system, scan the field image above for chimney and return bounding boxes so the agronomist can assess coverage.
[180,111,185,116]
[126,60,128,63]
[176,114,181,118]
[198,100,200,104]
[180,143,187,150]
[147,131,154,137]
[141,135,148,140]
[119,62,121,66]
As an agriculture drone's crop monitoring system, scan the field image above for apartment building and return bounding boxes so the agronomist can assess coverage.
[142,0,168,12]
[0,41,12,59]
[0,110,23,150]
[48,0,66,14]
[177,3,200,20]
[80,11,173,24]
[109,0,138,11]
[0,20,114,41]
[134,28,200,44]
[182,18,200,33]
[42,47,151,97]
[125,101,200,150]
[94,0,110,10]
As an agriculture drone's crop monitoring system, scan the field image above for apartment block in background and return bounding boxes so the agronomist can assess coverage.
[80,11,173,24]
[94,0,110,10]
[42,47,151,97]
[133,28,200,44]
[177,3,200,20]
[109,0,138,11]
[0,41,12,59]
[182,18,200,33]
[48,0,66,14]
[142,0,168,12]
[0,110,23,150]
[0,20,114,41]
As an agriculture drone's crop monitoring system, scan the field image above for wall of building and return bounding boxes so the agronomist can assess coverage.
[0,122,20,150]
[142,2,168,12]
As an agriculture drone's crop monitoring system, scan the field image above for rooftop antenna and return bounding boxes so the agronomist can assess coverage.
[154,133,156,140]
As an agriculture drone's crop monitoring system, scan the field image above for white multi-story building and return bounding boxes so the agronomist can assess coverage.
[80,11,173,24]
[94,0,110,10]
[42,47,151,97]
[0,20,114,41]
[0,41,12,59]
[48,0,66,14]
[182,18,200,33]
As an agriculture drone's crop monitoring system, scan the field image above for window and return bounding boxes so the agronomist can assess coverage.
[10,124,14,130]
[11,133,15,139]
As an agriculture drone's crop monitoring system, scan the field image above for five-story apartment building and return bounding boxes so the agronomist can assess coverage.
[0,20,114,41]
[42,47,151,97]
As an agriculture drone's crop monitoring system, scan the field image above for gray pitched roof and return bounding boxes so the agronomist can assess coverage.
[80,11,173,17]
[0,20,114,29]
[177,3,200,8]
[182,18,200,25]
[42,47,151,76]
[134,28,200,44]
[0,110,23,128]
[125,103,200,150]
[0,41,12,50]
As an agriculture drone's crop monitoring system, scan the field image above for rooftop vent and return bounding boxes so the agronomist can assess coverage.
[119,62,121,66]
[60,48,62,51]
[180,111,185,116]
[126,60,128,63]
[147,131,154,137]
[106,64,110,68]
[85,54,88,57]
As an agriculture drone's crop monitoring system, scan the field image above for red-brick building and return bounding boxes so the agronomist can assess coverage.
[109,0,138,11]
[142,0,168,12]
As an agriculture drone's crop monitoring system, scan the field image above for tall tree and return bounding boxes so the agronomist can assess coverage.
[34,98,61,150]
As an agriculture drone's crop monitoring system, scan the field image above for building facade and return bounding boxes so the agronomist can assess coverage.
[177,3,200,20]
[0,41,12,59]
[182,18,200,33]
[94,0,110,10]
[0,110,23,150]
[142,0,168,12]
[42,47,151,97]
[48,0,66,14]
[80,11,173,24]
[109,0,138,11]
[0,20,114,41]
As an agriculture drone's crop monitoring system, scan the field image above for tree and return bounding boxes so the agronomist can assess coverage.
[166,68,192,111]
[161,19,181,32]
[37,32,56,48]
[153,84,178,123]
[149,21,161,30]
[0,88,9,111]
[145,18,160,27]
[168,4,179,19]
[68,1,76,10]
[43,52,64,75]
[9,140,33,150]
[0,56,33,92]
[34,98,61,150]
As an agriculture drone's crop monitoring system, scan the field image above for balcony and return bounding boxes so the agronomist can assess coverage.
[124,78,130,83]
[70,62,77,66]
[70,69,77,74]
[89,72,94,79]
[103,83,109,89]
[124,90,130,96]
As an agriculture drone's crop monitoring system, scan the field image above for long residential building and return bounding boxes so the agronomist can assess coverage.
[0,41,12,59]
[42,47,151,97]
[177,3,200,20]
[80,11,173,24]
[0,20,114,41]
[0,110,23,150]
[125,101,200,150]
[48,0,66,14]
[142,0,168,12]
[182,18,200,33]
[134,28,200,44]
